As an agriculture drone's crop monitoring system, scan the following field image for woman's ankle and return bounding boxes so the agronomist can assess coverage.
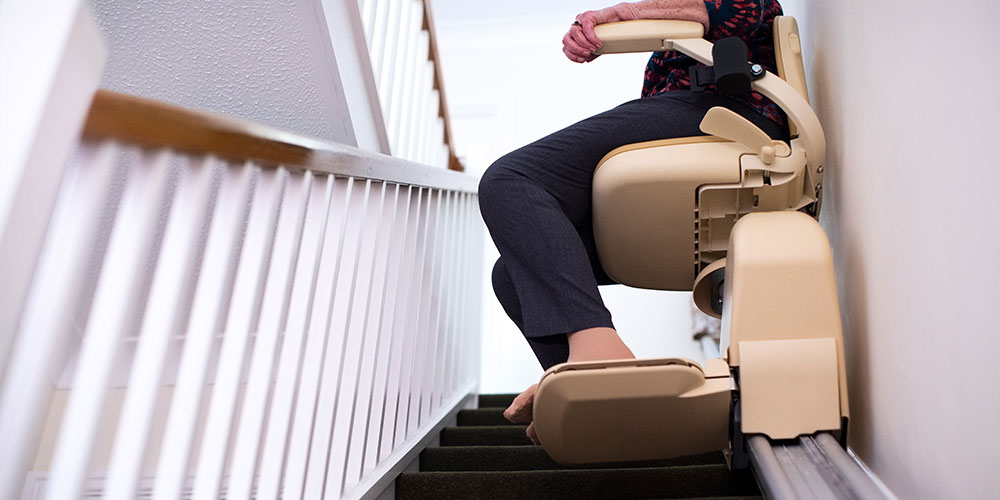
[566,327,635,362]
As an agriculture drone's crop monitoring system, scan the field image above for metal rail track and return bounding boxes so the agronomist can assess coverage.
[748,433,887,500]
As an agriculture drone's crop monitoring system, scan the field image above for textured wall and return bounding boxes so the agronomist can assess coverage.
[89,0,356,144]
[780,1,1000,498]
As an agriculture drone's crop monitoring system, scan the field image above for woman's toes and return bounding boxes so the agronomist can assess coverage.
[526,421,540,445]
[503,384,537,423]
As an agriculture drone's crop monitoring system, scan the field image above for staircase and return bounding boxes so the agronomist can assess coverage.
[396,394,762,499]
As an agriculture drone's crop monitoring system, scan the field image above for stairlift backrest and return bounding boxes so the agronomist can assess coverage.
[773,17,809,112]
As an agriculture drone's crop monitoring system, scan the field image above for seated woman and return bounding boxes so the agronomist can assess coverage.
[477,0,787,443]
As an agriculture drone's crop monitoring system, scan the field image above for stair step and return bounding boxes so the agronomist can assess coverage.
[396,465,760,499]
[420,446,727,472]
[440,426,533,446]
[457,408,519,426]
[476,393,519,408]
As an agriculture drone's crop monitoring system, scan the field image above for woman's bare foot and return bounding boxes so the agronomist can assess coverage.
[507,328,633,440]
[566,327,635,362]
[503,383,537,423]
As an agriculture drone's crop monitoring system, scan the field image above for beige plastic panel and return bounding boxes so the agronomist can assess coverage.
[773,16,809,103]
[593,20,704,54]
[774,16,807,138]
[720,212,849,418]
[739,338,842,438]
[533,357,730,464]
[592,137,748,290]
[700,107,780,162]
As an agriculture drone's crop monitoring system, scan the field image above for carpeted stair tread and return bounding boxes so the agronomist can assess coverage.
[457,408,520,426]
[400,395,761,498]
[477,393,519,408]
[395,465,760,499]
[440,426,533,446]
[420,446,726,472]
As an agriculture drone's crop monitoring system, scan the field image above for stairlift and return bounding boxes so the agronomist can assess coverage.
[532,17,850,468]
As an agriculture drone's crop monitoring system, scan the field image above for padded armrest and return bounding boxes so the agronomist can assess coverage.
[594,20,705,55]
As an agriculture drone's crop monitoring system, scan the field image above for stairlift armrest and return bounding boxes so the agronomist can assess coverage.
[593,20,704,55]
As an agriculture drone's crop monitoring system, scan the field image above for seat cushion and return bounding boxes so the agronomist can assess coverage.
[592,136,748,290]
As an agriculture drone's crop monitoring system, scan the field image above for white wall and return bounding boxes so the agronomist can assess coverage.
[434,2,705,394]
[780,1,1000,497]
[88,0,361,146]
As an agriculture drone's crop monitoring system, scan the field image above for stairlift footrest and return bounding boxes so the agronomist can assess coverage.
[533,358,730,465]
[739,338,842,439]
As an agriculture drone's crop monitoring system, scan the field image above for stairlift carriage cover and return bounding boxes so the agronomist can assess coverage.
[533,17,849,465]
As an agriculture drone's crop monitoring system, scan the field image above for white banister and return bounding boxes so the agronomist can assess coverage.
[5,113,482,500]
[359,0,462,170]
[255,174,336,500]
[104,158,221,500]
[2,3,482,498]
[46,149,175,500]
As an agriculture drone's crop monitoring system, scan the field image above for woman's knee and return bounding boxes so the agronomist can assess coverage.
[491,258,514,298]
[491,258,524,329]
[479,154,517,194]
[478,154,524,220]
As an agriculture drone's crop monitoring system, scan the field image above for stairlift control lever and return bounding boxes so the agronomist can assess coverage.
[699,107,786,164]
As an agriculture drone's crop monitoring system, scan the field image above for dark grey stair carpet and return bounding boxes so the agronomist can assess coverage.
[397,466,759,499]
[421,446,726,472]
[440,426,533,446]
[457,408,520,426]
[477,393,519,408]
[398,395,761,499]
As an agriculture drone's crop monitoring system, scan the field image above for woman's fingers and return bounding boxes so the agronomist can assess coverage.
[562,30,589,57]
[568,24,597,54]
[575,12,605,50]
[562,41,599,64]
[562,45,587,63]
[562,32,591,62]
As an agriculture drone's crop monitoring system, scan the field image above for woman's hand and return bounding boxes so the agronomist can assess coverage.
[562,3,638,63]
[561,1,709,63]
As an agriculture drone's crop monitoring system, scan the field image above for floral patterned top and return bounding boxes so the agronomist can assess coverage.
[642,0,785,126]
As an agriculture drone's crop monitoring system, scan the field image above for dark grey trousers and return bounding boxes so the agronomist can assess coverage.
[478,90,787,369]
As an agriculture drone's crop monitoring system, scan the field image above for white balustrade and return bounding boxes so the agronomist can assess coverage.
[360,0,458,169]
[2,137,481,499]
[1,2,481,497]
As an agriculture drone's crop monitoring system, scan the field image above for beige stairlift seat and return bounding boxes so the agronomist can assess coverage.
[533,17,850,466]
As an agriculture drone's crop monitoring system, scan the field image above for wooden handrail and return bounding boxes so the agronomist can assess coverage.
[421,0,463,172]
[82,89,478,193]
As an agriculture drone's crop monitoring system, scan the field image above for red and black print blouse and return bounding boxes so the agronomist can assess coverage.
[642,0,786,126]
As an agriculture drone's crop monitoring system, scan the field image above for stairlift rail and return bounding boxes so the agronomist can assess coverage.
[748,434,888,500]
